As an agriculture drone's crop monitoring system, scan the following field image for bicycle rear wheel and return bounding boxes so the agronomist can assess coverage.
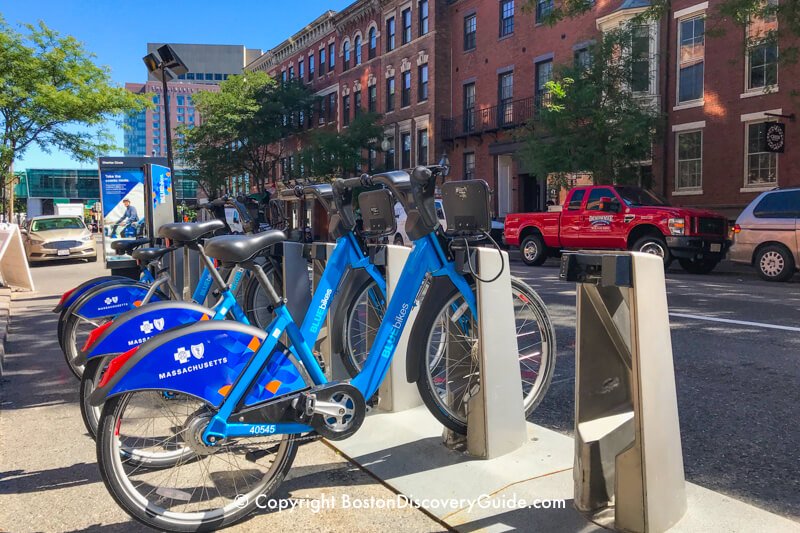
[97,391,297,532]
[410,276,556,434]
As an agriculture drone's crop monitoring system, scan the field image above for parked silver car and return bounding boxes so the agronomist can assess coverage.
[729,188,799,281]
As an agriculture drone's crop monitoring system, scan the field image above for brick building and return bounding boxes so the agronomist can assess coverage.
[250,0,798,219]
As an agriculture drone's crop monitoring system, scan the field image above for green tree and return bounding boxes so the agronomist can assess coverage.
[177,74,316,197]
[520,26,664,185]
[299,112,384,181]
[0,17,149,216]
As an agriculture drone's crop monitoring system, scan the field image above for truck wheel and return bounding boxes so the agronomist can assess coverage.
[755,245,795,282]
[678,257,719,275]
[632,236,670,266]
[520,234,548,266]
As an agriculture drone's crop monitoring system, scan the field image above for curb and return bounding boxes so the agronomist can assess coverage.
[0,287,11,377]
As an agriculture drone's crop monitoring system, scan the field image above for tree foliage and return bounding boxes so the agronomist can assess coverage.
[299,112,384,181]
[0,16,149,213]
[520,26,664,185]
[177,73,316,197]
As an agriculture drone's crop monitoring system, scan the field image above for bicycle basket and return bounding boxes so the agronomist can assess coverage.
[440,180,491,236]
[358,189,397,237]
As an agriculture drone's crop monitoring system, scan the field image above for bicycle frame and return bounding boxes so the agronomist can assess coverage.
[201,231,475,442]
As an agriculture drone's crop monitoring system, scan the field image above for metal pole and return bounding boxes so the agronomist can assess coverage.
[161,66,175,181]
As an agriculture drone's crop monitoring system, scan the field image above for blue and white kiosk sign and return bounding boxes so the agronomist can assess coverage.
[98,156,170,271]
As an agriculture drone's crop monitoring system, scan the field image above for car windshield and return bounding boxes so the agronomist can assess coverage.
[616,187,670,207]
[30,218,85,232]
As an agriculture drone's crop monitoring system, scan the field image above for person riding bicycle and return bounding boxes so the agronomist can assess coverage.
[110,199,139,238]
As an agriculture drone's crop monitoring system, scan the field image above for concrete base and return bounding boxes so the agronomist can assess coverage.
[330,406,799,532]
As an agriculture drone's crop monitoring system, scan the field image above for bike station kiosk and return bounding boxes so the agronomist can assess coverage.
[98,156,175,276]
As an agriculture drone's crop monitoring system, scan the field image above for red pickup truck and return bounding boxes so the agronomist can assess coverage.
[504,185,730,274]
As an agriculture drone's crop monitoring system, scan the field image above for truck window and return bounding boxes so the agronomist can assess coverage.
[585,188,616,211]
[616,186,669,207]
[566,190,586,210]
[753,191,800,219]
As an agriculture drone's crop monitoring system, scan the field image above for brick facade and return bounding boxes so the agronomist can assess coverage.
[249,0,799,219]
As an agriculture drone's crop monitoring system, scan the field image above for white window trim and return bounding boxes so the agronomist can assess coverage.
[742,118,779,189]
[672,120,706,132]
[744,3,779,94]
[740,86,779,98]
[740,109,782,122]
[674,2,708,19]
[675,129,704,192]
[675,10,706,106]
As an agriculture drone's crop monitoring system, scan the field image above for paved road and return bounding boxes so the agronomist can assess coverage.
[515,257,800,521]
[0,260,441,533]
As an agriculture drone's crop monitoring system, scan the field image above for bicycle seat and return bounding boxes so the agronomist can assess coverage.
[204,230,287,264]
[158,220,225,243]
[131,247,173,263]
[110,238,150,256]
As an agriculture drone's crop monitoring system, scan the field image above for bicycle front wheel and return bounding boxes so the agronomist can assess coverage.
[410,276,556,435]
[97,391,297,532]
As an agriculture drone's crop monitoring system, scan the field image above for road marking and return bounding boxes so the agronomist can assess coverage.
[669,312,800,333]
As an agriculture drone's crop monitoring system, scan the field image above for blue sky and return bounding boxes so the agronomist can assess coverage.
[2,0,353,170]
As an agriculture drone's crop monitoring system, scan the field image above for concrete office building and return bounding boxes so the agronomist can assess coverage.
[146,43,262,84]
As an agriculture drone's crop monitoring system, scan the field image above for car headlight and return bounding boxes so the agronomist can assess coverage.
[668,218,685,236]
[81,235,94,242]
[28,236,44,244]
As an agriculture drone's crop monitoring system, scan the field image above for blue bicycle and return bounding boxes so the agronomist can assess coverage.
[91,168,555,531]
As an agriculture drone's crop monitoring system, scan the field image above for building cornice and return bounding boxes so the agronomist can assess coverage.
[247,11,337,72]
[333,0,381,34]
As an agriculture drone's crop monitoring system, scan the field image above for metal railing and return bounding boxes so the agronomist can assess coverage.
[441,96,541,141]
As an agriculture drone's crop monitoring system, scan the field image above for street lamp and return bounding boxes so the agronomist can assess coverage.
[143,45,188,179]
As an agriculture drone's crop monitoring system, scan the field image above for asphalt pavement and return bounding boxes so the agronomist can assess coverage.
[0,255,798,531]
[514,256,800,521]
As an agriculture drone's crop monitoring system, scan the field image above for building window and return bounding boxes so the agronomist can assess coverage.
[385,136,395,170]
[299,59,305,80]
[281,70,287,83]
[678,15,705,103]
[342,95,350,126]
[176,95,184,106]
[419,0,429,36]
[288,66,294,80]
[343,42,351,71]
[152,95,160,104]
[536,0,553,23]
[368,146,378,172]
[676,130,703,190]
[535,60,553,109]
[418,64,429,102]
[464,82,476,132]
[319,49,326,75]
[368,85,377,112]
[498,71,513,126]
[355,36,362,65]
[401,132,412,168]
[574,46,592,71]
[464,14,477,51]
[746,0,778,91]
[500,0,514,37]
[386,77,396,112]
[746,121,777,186]
[205,73,214,80]
[387,17,396,51]
[186,73,195,80]
[329,43,335,70]
[402,8,412,44]
[464,152,476,180]
[214,73,223,80]
[309,55,315,80]
[402,71,412,107]
[369,27,377,59]
[328,93,336,122]
[631,26,652,93]
[417,129,429,165]
[354,90,362,117]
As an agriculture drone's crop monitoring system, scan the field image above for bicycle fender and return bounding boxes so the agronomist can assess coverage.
[77,301,216,366]
[72,282,163,321]
[89,321,267,408]
[54,276,134,313]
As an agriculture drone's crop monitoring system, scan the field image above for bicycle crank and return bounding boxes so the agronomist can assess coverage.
[293,383,366,441]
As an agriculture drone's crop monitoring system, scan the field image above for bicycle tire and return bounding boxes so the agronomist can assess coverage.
[335,273,386,377]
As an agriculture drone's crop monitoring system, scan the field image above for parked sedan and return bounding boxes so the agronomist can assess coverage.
[23,216,97,264]
[729,187,799,281]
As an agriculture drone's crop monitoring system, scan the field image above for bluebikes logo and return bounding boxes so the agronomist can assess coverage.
[310,289,333,332]
[380,303,410,359]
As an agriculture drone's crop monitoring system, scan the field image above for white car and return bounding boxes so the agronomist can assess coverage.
[392,200,505,246]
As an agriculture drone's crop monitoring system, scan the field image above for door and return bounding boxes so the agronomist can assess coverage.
[580,187,624,248]
[559,189,587,248]
[497,155,513,218]
[519,174,541,212]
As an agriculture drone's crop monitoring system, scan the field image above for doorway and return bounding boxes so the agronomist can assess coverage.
[497,155,513,217]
